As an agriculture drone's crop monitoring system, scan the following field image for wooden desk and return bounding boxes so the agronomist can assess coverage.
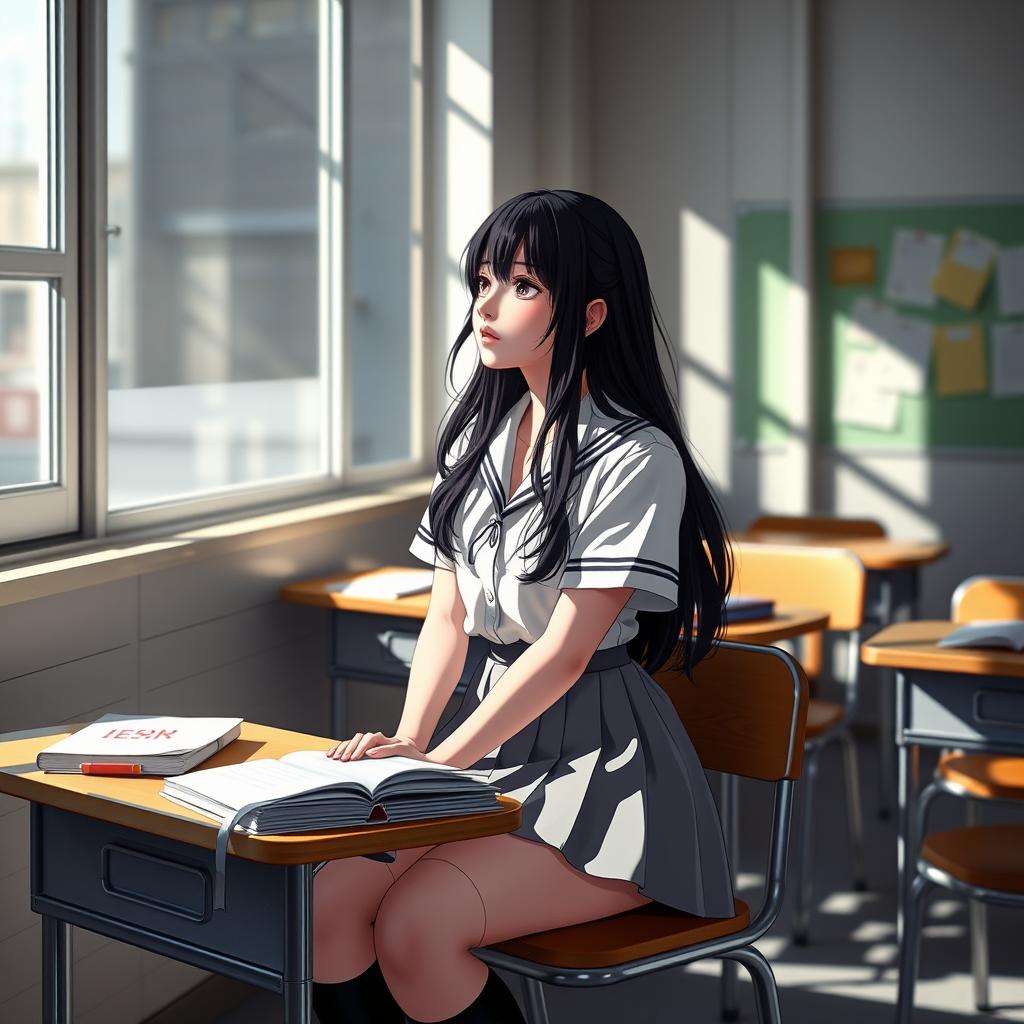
[0,720,520,1023]
[281,568,828,737]
[737,531,951,817]
[861,622,1024,954]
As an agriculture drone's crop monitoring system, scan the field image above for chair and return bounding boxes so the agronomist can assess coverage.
[746,515,885,694]
[905,574,1024,1015]
[730,541,868,944]
[471,641,809,1024]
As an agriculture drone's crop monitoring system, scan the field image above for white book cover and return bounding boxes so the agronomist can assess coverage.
[38,714,243,757]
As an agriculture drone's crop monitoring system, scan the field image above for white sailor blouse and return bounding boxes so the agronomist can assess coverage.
[409,392,685,650]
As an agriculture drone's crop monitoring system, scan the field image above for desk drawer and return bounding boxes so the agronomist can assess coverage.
[331,613,489,688]
[32,805,286,970]
[905,671,1024,752]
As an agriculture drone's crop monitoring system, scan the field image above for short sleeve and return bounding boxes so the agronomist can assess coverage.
[559,439,684,612]
[409,469,457,571]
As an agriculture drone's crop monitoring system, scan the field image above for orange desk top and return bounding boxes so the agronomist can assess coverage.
[0,720,520,865]
[281,569,826,644]
[735,532,950,571]
[860,621,1024,679]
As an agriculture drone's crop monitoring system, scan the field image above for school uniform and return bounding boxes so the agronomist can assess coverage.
[408,390,735,918]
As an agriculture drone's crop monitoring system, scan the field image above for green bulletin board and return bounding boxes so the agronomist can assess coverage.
[733,201,1024,449]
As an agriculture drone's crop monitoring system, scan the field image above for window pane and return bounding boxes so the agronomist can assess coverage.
[0,281,55,488]
[106,0,324,511]
[0,3,51,249]
[349,0,412,467]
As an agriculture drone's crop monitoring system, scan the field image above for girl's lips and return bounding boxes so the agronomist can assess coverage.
[481,328,500,344]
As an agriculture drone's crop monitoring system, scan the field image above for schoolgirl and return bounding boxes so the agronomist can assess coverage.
[311,190,736,1024]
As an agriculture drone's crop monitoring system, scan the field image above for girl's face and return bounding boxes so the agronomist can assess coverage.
[473,242,555,371]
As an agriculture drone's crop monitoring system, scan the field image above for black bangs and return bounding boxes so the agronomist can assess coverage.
[466,193,568,299]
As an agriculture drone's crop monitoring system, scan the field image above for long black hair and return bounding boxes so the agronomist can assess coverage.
[428,189,734,679]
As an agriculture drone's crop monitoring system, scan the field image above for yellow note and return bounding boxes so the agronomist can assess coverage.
[931,229,997,309]
[933,322,987,396]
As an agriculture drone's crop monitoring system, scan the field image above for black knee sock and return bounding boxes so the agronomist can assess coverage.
[405,966,527,1024]
[311,959,407,1024]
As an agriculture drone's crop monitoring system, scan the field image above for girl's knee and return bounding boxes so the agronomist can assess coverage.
[374,858,487,969]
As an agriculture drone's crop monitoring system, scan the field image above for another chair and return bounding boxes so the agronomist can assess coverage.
[471,640,809,1024]
[908,574,1024,1014]
[746,515,885,694]
[730,541,868,944]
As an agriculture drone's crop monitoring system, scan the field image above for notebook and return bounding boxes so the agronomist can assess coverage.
[160,750,502,835]
[36,714,243,776]
[936,620,1024,653]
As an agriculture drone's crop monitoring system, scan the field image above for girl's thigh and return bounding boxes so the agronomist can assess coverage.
[400,833,652,946]
[314,842,439,917]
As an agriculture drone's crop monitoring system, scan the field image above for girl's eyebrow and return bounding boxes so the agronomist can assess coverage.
[480,260,535,270]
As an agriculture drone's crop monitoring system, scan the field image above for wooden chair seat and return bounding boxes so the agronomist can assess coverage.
[486,898,750,969]
[805,698,845,739]
[921,825,1024,893]
[937,753,1024,800]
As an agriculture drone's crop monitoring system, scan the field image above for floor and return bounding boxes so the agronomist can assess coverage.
[213,733,1024,1023]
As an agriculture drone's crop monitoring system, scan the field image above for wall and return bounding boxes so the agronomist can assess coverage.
[581,0,1024,619]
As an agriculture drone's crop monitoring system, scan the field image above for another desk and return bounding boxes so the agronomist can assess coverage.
[281,568,828,737]
[738,532,951,816]
[860,622,1024,952]
[0,720,520,1024]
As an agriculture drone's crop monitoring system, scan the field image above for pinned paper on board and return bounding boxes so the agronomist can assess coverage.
[991,322,1024,397]
[996,246,1024,317]
[932,229,998,309]
[843,298,931,395]
[834,347,901,430]
[884,228,945,308]
[933,322,987,396]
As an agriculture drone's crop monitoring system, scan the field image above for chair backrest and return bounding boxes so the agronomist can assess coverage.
[951,575,1024,623]
[655,640,809,782]
[729,541,867,631]
[748,514,886,538]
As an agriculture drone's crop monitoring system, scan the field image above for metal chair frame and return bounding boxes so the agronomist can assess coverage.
[469,641,807,1024]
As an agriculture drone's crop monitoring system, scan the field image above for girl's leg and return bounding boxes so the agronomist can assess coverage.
[373,833,652,1022]
[312,843,437,982]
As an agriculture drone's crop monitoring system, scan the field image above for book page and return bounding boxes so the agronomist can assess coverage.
[165,758,359,811]
[281,749,461,795]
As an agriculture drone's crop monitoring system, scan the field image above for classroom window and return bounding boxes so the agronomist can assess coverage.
[0,0,422,548]
[0,1,79,546]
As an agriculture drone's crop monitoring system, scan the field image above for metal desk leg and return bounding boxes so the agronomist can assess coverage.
[876,577,894,820]
[42,915,72,1024]
[894,669,920,951]
[283,864,314,1024]
[720,773,740,1021]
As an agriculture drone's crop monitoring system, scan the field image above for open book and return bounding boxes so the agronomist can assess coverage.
[160,751,501,835]
[937,620,1024,653]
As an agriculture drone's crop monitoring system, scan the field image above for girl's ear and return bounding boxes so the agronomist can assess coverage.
[584,298,608,337]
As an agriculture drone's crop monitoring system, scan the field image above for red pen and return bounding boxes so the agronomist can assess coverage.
[80,763,144,775]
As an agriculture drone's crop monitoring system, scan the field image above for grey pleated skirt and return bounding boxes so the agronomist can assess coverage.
[427,638,736,919]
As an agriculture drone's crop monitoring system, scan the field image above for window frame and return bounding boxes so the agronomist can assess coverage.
[0,0,80,546]
[0,0,433,556]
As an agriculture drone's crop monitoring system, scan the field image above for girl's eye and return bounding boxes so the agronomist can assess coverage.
[476,275,490,293]
[515,279,540,298]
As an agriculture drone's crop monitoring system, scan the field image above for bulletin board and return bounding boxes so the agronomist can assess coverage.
[733,201,1024,449]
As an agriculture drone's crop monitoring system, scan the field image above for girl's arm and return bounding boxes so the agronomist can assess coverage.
[429,586,634,770]
[396,567,470,750]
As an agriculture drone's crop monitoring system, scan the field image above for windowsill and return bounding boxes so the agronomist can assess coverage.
[0,475,434,609]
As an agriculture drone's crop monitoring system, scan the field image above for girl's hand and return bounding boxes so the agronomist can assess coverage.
[326,731,425,762]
